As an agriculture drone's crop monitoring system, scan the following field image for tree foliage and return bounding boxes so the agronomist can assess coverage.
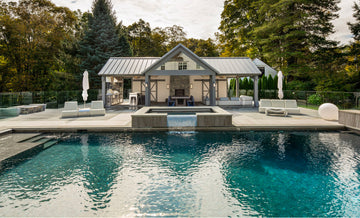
[219,0,341,91]
[0,0,77,92]
[79,0,132,89]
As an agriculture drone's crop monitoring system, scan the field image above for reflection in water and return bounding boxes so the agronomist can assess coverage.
[0,132,359,216]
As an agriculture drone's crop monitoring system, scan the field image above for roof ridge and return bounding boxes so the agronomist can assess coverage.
[109,57,161,59]
[201,57,250,59]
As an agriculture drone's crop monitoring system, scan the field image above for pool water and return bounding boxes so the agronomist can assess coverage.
[0,131,360,216]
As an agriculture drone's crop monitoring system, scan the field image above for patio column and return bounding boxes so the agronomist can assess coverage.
[210,75,216,106]
[254,75,259,107]
[101,76,106,107]
[236,76,239,97]
[145,74,150,106]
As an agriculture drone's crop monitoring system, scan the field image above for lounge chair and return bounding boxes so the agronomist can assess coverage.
[187,95,195,106]
[90,100,106,116]
[61,101,78,118]
[168,96,175,106]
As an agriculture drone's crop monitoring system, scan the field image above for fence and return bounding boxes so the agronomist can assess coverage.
[229,89,360,109]
[0,89,101,109]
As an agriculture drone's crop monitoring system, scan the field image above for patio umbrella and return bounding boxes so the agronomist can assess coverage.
[277,71,284,100]
[82,70,89,108]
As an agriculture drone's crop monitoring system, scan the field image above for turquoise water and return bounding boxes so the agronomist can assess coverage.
[0,131,360,216]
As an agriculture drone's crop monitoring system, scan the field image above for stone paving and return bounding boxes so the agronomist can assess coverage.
[0,106,344,132]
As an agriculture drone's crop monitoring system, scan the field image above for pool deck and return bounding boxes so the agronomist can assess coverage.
[0,106,347,170]
[0,107,345,132]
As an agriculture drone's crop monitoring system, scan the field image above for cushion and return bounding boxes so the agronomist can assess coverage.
[285,100,298,108]
[240,95,253,101]
[260,99,272,107]
[230,97,239,101]
[91,101,104,110]
[271,100,285,108]
[64,101,78,110]
[220,97,229,101]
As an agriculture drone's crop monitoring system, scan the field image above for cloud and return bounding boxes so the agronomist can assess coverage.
[330,0,355,44]
[52,0,354,43]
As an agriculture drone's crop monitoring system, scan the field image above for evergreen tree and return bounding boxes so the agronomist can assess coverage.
[79,0,132,88]
[219,0,340,90]
[348,1,360,90]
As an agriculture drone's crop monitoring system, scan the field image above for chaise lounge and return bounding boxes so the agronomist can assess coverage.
[90,101,106,116]
[61,101,79,118]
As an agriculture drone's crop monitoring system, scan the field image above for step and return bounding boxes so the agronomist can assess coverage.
[43,139,58,149]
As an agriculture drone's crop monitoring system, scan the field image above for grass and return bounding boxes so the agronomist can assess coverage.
[298,104,319,110]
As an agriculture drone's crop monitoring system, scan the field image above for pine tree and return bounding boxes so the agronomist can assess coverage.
[79,0,132,88]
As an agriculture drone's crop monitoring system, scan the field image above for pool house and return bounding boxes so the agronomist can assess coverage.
[98,44,266,107]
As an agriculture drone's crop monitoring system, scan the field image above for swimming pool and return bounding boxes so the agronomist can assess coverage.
[0,131,359,216]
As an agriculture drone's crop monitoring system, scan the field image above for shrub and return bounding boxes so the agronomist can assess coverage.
[307,94,322,105]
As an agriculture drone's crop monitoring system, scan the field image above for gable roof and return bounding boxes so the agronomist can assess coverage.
[98,44,262,76]
[142,43,219,76]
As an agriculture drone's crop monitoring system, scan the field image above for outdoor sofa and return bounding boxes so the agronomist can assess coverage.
[205,95,253,106]
[259,99,301,114]
[61,101,105,118]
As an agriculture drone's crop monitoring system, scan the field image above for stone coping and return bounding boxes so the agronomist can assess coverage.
[131,106,232,128]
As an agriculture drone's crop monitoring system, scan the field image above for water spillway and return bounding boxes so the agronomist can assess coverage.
[167,114,197,127]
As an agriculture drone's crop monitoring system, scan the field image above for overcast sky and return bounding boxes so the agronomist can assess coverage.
[52,0,355,45]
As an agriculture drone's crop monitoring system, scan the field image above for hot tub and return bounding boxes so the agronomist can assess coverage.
[131,106,232,128]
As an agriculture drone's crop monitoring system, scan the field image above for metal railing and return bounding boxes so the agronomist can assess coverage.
[229,89,360,109]
[0,89,101,109]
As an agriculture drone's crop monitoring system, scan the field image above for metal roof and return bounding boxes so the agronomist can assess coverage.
[98,57,262,76]
[202,57,261,76]
[98,57,159,76]
[253,58,277,74]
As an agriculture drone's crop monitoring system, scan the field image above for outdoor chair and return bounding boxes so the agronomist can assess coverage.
[61,101,79,118]
[187,95,195,106]
[90,100,106,116]
[168,96,175,106]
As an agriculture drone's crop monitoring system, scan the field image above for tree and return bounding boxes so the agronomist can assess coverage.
[183,38,219,57]
[0,0,77,91]
[347,1,360,90]
[127,19,153,56]
[219,0,340,90]
[79,0,132,88]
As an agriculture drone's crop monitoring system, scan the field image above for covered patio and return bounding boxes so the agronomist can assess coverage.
[98,44,262,107]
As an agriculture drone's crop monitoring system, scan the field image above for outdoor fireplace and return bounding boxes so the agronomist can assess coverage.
[175,89,185,96]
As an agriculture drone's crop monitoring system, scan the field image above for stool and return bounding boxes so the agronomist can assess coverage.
[129,93,138,105]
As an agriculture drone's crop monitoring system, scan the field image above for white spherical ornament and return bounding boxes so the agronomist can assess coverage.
[318,103,339,120]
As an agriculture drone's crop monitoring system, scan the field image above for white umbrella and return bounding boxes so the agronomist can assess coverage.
[277,71,284,100]
[82,70,89,108]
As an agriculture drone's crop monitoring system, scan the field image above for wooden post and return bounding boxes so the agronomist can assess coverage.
[236,76,239,97]
[101,76,106,107]
[145,75,150,106]
[210,75,216,106]
[254,76,259,107]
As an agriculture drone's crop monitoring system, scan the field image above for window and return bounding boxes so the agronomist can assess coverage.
[196,64,201,69]
[161,64,165,70]
[178,62,187,70]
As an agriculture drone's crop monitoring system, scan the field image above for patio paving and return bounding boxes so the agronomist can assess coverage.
[0,106,344,132]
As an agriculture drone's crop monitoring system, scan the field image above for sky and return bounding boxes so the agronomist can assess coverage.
[52,0,355,45]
